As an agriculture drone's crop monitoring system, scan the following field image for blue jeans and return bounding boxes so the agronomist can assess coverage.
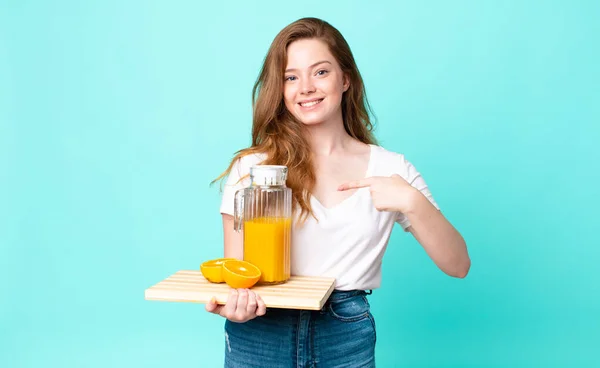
[224,290,376,368]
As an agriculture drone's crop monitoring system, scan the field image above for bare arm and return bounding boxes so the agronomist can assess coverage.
[405,192,470,278]
[338,174,471,278]
[222,214,243,259]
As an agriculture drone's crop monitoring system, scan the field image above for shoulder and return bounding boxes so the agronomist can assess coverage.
[237,152,266,166]
[370,144,407,162]
[369,144,413,176]
[370,144,440,210]
[221,151,267,191]
[231,152,267,176]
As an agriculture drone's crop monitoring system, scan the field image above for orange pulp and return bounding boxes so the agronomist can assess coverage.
[222,260,261,289]
[200,258,237,283]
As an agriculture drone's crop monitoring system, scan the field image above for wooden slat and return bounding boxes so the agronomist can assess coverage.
[145,270,336,310]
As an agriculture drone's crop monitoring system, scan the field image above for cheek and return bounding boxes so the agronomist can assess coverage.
[283,86,296,107]
[321,78,344,96]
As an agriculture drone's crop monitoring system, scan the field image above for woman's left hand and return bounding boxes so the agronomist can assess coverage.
[337,174,419,213]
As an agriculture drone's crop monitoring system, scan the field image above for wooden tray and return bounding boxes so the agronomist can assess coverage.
[145,270,336,310]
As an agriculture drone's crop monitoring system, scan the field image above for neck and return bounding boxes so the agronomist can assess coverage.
[305,113,354,156]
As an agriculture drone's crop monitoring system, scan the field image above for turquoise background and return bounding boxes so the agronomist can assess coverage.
[1,0,598,367]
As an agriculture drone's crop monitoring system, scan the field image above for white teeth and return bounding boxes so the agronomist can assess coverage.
[300,99,323,107]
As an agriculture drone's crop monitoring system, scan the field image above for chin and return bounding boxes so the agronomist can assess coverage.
[298,118,325,126]
[293,111,331,126]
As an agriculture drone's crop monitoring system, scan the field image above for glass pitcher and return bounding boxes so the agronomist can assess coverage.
[234,165,291,285]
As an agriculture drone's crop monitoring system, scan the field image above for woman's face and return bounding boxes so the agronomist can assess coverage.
[283,38,349,127]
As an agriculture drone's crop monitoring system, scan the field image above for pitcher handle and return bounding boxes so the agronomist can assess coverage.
[233,189,244,232]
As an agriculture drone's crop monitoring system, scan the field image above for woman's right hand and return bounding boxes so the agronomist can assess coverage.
[205,288,267,323]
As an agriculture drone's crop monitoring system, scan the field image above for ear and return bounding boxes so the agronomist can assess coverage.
[343,74,350,92]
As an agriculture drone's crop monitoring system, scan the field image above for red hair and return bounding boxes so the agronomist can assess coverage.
[214,17,377,222]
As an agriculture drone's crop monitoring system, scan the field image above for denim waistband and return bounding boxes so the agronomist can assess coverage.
[262,289,372,316]
[327,289,370,303]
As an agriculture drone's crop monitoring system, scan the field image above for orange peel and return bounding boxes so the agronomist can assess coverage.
[200,258,237,283]
[222,260,261,289]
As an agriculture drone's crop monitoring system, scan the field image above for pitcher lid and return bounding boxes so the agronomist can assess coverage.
[250,165,288,186]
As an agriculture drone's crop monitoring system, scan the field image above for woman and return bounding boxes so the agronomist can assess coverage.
[207,17,470,367]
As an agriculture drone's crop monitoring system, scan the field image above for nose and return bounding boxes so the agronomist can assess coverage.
[300,77,316,94]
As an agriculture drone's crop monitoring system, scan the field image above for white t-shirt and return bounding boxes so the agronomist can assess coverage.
[219,144,439,291]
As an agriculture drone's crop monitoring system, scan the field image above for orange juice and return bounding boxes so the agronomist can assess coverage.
[243,217,291,285]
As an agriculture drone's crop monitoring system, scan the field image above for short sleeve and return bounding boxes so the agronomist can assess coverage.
[219,154,264,216]
[395,158,440,231]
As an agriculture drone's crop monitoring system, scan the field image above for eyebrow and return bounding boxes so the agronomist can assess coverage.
[285,60,332,73]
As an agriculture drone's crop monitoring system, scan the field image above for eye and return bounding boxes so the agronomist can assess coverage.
[316,69,329,76]
[285,75,297,82]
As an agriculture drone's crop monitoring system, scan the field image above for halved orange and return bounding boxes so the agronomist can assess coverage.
[222,260,261,289]
[200,258,237,283]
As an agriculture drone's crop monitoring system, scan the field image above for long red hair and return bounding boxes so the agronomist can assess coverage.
[214,17,377,222]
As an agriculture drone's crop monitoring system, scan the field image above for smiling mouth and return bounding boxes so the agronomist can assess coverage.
[299,99,324,107]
